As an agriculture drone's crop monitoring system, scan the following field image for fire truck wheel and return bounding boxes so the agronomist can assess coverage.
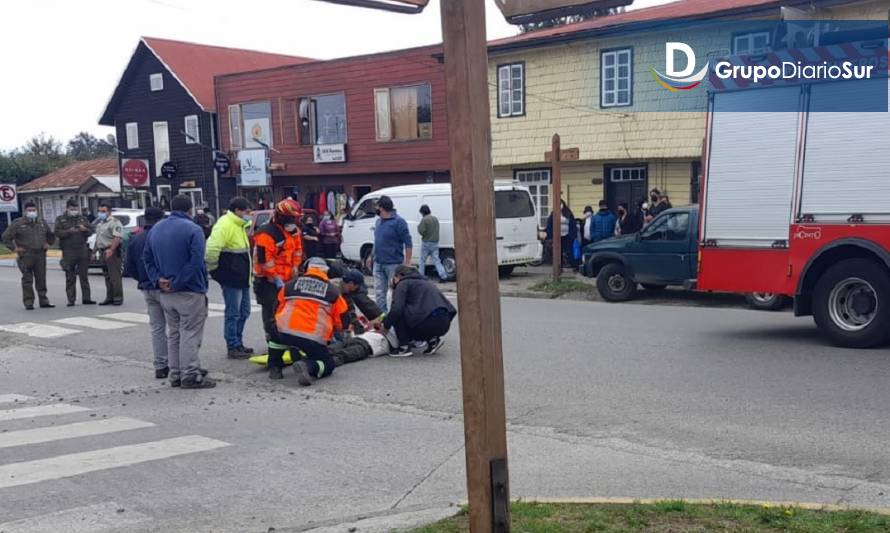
[813,259,890,349]
[596,262,636,302]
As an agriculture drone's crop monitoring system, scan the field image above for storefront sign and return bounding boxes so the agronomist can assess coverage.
[161,161,178,180]
[313,144,347,164]
[213,152,231,174]
[0,184,18,213]
[121,159,150,187]
[244,118,271,149]
[238,149,268,187]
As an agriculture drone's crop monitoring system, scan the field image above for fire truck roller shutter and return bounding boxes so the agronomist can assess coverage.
[704,86,802,246]
[800,78,890,223]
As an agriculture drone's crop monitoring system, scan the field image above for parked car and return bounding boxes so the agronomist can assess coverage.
[581,206,789,310]
[339,183,542,278]
[88,209,144,270]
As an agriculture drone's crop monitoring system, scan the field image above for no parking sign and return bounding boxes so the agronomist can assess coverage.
[0,184,17,213]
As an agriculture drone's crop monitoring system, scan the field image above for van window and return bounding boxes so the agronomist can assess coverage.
[495,190,535,219]
[354,198,378,220]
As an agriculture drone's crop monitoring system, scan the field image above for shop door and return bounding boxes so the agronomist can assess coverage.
[605,165,648,213]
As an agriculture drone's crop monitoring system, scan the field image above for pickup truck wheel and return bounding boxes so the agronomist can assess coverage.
[745,292,789,311]
[813,259,890,348]
[641,283,667,291]
[439,249,457,280]
[596,263,636,302]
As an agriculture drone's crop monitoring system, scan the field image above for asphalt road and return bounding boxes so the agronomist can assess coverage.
[0,265,889,532]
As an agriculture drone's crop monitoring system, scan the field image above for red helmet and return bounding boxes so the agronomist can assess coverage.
[275,198,302,218]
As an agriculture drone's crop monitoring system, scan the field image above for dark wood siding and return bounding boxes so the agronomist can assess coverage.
[215,45,450,179]
[110,43,222,210]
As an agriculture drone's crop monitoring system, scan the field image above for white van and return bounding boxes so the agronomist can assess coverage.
[340,183,542,277]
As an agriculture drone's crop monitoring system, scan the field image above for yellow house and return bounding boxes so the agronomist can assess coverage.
[487,0,889,225]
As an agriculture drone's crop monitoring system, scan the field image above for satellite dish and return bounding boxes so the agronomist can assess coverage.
[495,0,633,25]
[314,0,428,14]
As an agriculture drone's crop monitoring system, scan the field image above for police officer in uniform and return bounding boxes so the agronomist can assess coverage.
[54,198,95,307]
[2,201,55,310]
[93,201,124,305]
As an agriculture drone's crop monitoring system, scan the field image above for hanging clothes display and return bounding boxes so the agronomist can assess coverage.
[326,190,336,216]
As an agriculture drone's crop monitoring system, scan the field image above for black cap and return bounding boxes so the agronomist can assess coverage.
[343,269,364,286]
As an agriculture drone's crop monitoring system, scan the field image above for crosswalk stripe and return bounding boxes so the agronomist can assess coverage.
[0,417,155,449]
[0,501,151,532]
[0,404,91,423]
[0,394,32,404]
[207,310,224,318]
[0,435,230,490]
[53,317,135,330]
[97,312,150,324]
[0,322,80,338]
[208,302,261,313]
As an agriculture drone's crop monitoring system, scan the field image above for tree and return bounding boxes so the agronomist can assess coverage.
[67,132,116,161]
[0,134,69,185]
[519,5,625,33]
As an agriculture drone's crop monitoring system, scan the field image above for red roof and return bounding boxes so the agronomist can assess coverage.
[141,37,313,111]
[490,0,788,48]
[19,159,119,192]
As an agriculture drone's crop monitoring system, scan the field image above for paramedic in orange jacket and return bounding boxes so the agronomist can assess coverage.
[253,199,304,341]
[267,257,349,384]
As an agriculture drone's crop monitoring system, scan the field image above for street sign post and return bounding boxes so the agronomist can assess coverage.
[0,183,18,227]
[213,152,231,175]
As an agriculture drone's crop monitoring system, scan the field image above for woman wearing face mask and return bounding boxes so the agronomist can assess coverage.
[252,199,304,344]
[301,214,321,261]
[319,211,340,259]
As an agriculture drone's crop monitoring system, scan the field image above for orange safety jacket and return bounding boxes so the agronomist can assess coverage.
[275,268,349,344]
[253,223,303,283]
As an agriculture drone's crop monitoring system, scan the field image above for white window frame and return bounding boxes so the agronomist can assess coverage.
[157,184,172,205]
[515,169,551,228]
[733,31,772,55]
[184,115,199,145]
[179,188,204,211]
[497,63,525,118]
[125,122,139,149]
[601,48,632,108]
[150,73,164,92]
[152,121,170,178]
[609,166,647,182]
[228,105,243,150]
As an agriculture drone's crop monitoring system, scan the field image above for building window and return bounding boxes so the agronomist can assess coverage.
[374,84,432,142]
[228,105,242,150]
[179,188,204,211]
[184,115,199,144]
[497,63,525,118]
[152,121,170,177]
[299,93,347,145]
[150,73,163,92]
[609,166,647,182]
[241,101,273,149]
[601,48,632,108]
[515,168,551,228]
[157,184,172,209]
[125,122,139,149]
[733,31,771,55]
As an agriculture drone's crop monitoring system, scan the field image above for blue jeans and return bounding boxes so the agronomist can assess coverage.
[222,285,251,349]
[373,262,400,313]
[420,241,448,280]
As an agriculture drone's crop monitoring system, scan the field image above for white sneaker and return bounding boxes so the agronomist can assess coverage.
[410,341,428,355]
[389,346,414,358]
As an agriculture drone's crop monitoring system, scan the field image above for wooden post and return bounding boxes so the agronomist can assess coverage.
[550,134,562,282]
[440,0,510,531]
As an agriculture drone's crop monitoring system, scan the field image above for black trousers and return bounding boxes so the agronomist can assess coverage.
[269,332,335,378]
[253,279,279,341]
[393,312,451,345]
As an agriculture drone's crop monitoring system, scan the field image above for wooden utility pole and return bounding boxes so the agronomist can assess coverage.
[440,0,510,531]
[550,134,563,282]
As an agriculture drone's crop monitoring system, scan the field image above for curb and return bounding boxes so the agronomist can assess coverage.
[280,506,459,533]
[472,497,890,516]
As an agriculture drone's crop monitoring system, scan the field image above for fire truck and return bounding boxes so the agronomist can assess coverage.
[698,39,890,348]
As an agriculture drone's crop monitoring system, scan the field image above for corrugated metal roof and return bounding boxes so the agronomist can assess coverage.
[19,159,119,192]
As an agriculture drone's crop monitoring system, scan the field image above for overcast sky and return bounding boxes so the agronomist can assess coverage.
[0,0,676,151]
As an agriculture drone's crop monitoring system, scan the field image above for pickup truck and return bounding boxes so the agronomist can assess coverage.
[581,206,787,310]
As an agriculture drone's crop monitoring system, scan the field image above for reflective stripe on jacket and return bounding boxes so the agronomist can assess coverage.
[253,223,303,283]
[275,268,349,344]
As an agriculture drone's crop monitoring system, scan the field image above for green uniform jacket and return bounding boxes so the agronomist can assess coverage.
[54,214,93,250]
[418,214,440,243]
[2,217,54,251]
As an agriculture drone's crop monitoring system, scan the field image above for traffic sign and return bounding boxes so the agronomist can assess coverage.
[161,162,178,180]
[213,153,231,174]
[0,184,17,213]
[121,159,150,187]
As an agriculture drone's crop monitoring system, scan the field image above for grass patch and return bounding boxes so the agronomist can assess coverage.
[529,280,595,297]
[0,244,11,256]
[414,501,890,532]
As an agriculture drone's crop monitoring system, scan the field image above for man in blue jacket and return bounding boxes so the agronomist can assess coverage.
[589,200,617,243]
[143,195,214,389]
[124,207,168,379]
[372,195,412,312]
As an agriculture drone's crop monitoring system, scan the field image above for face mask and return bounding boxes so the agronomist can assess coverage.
[68,209,79,216]
[284,223,298,233]
[25,211,38,219]
[97,213,108,221]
